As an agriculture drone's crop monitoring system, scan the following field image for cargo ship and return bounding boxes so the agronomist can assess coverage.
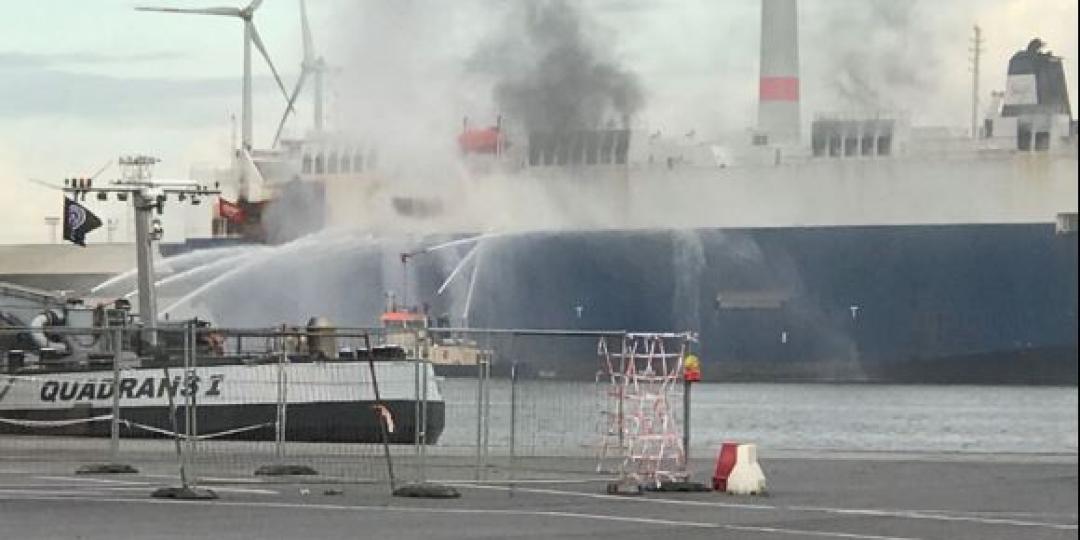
[12,1,1076,385]
[197,3,1075,384]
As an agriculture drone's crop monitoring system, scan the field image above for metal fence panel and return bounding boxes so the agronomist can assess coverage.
[3,324,692,489]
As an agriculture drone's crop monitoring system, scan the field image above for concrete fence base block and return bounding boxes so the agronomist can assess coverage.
[605,481,644,496]
[76,463,139,474]
[649,480,711,492]
[151,486,218,500]
[392,483,461,499]
[254,464,319,476]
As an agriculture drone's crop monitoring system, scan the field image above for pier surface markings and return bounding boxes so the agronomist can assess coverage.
[0,474,279,497]
[0,493,921,540]
[448,482,1079,532]
[0,457,1075,540]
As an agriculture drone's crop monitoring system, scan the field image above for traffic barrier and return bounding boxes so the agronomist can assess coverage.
[712,442,739,491]
[712,442,766,495]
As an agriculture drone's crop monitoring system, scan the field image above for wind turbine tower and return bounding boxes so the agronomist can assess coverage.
[136,0,291,152]
[274,0,329,145]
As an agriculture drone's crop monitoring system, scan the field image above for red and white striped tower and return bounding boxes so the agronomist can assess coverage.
[757,0,800,144]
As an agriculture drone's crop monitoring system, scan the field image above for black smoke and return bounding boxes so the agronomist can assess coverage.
[469,0,644,133]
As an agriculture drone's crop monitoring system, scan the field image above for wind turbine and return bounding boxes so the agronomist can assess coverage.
[136,0,292,152]
[273,0,327,146]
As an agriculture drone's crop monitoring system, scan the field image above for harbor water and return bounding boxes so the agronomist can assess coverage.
[436,380,1079,455]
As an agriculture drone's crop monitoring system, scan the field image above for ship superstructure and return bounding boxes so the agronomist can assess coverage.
[102,1,1079,384]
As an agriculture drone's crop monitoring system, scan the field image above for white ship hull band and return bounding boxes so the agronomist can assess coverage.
[0,361,442,410]
[0,361,444,444]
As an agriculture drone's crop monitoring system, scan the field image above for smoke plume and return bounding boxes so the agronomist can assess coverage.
[469,0,644,133]
[803,0,941,115]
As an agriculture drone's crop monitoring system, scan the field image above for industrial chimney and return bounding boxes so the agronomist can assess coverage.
[757,0,800,144]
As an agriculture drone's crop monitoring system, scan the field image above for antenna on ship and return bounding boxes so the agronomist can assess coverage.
[136,0,292,200]
[273,0,329,146]
[970,25,984,138]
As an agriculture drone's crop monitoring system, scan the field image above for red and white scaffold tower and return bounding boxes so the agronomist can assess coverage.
[596,332,694,493]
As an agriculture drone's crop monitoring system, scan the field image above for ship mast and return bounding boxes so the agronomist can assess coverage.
[65,156,220,347]
[126,157,162,346]
[970,25,984,138]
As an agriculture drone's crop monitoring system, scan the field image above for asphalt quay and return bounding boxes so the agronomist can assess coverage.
[0,454,1076,540]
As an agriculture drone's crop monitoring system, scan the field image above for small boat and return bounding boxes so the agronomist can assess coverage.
[0,283,444,444]
[379,301,493,378]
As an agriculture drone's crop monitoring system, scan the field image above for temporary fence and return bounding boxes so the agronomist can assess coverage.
[0,325,411,488]
[1,326,117,472]
[1,323,695,490]
[418,328,695,486]
[414,329,617,484]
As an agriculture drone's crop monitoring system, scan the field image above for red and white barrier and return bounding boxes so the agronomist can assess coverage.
[712,442,767,495]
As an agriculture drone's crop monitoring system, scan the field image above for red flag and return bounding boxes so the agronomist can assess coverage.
[218,198,245,224]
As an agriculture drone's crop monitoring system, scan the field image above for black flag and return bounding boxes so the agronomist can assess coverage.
[63,197,102,247]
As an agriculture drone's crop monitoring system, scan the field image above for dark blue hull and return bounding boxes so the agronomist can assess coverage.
[167,223,1078,385]
[438,224,1078,384]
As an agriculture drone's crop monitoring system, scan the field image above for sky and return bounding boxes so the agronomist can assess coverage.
[1,0,1076,245]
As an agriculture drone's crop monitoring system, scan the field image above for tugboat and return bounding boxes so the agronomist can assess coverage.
[379,294,493,378]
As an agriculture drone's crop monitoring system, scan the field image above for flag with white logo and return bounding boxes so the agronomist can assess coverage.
[63,197,102,247]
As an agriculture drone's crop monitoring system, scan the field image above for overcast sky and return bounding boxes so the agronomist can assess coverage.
[1,0,1076,244]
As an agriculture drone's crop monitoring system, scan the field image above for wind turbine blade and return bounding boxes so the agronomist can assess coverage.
[300,0,314,61]
[249,22,292,104]
[135,6,241,17]
[273,70,309,146]
[26,178,64,191]
[89,159,112,180]
[247,0,265,12]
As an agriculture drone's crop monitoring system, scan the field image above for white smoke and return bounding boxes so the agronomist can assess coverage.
[802,1,942,116]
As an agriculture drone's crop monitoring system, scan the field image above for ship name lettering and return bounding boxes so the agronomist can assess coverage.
[205,374,223,396]
[39,375,225,402]
[118,378,138,399]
